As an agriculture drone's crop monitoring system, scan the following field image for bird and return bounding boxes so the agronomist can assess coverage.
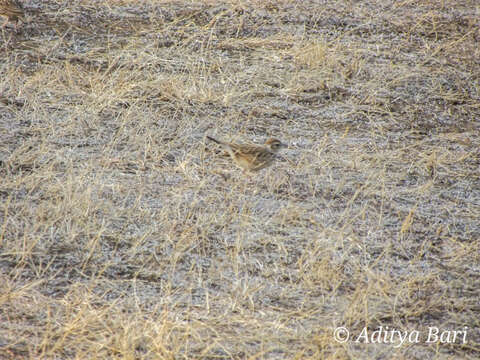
[206,135,287,172]
[0,0,24,30]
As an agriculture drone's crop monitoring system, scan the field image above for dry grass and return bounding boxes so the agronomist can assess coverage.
[1,0,479,359]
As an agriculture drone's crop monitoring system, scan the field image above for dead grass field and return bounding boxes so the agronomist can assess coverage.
[1,0,479,359]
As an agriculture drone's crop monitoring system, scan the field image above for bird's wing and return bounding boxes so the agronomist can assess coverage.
[2,1,24,18]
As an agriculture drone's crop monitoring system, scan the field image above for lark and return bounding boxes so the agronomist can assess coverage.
[0,0,24,29]
[206,135,287,173]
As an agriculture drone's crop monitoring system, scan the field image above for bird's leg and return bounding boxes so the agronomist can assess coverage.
[243,169,254,181]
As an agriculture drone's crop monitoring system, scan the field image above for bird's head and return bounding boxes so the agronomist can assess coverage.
[265,138,287,152]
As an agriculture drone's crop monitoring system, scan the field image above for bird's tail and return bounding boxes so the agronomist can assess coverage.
[206,136,222,144]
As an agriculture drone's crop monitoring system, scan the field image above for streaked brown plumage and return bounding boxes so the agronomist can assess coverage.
[0,0,24,29]
[206,136,287,172]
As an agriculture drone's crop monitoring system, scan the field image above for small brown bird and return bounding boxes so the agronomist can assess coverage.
[0,0,24,30]
[206,135,287,172]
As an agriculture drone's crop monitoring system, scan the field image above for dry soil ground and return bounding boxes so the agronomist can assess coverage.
[0,0,479,359]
